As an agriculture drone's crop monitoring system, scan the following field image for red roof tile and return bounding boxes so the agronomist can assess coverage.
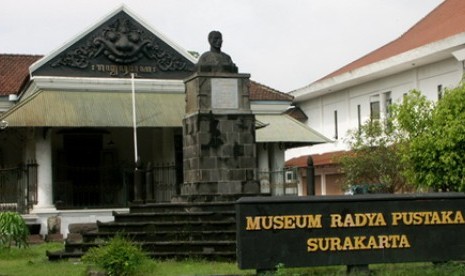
[284,106,308,122]
[286,151,346,167]
[320,0,462,81]
[249,80,294,101]
[0,53,290,102]
[0,54,42,95]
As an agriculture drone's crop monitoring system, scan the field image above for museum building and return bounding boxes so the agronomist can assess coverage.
[0,6,329,237]
[286,0,465,194]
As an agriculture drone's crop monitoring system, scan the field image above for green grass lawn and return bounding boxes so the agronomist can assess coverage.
[1,243,465,275]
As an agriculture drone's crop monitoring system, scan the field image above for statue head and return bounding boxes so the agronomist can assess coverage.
[208,31,223,53]
[196,30,238,73]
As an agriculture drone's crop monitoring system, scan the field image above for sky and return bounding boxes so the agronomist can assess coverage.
[1,0,444,92]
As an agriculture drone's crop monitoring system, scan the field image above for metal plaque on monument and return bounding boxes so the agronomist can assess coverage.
[182,31,259,200]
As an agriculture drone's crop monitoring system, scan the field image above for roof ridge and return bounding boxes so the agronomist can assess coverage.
[0,53,43,57]
[315,0,454,82]
[397,0,448,40]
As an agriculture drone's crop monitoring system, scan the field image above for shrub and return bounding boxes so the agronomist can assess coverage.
[82,235,148,276]
[0,212,29,249]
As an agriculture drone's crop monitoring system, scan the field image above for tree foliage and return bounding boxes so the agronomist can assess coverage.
[389,90,435,191]
[337,82,465,193]
[395,83,465,191]
[339,89,435,193]
[390,89,434,140]
[337,119,407,193]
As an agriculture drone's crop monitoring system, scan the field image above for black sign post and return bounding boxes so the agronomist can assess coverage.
[236,193,465,271]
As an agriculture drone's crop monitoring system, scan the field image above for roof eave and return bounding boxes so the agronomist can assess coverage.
[30,76,185,93]
[250,100,292,114]
[292,33,465,103]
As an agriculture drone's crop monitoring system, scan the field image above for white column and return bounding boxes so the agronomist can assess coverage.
[33,128,55,211]
[270,143,285,171]
[321,174,327,196]
[257,144,270,193]
[270,143,285,195]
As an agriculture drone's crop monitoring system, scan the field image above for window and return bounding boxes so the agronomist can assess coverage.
[285,170,295,183]
[334,110,338,140]
[370,93,391,121]
[384,92,392,119]
[370,101,380,120]
[438,84,443,100]
[357,104,362,131]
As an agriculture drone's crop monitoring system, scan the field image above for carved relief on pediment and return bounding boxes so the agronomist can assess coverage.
[45,12,194,78]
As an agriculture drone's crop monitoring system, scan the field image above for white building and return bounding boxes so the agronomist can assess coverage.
[288,0,465,162]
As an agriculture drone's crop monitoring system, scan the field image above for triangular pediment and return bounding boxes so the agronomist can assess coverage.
[31,6,196,79]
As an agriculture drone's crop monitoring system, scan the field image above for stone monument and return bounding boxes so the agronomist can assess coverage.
[182,31,259,196]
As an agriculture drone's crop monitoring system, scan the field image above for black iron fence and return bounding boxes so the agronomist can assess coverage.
[54,163,127,209]
[0,161,38,214]
[54,162,178,209]
[0,161,300,212]
[128,163,178,203]
[52,164,298,209]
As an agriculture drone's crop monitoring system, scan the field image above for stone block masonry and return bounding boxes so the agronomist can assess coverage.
[182,112,259,195]
[182,72,260,196]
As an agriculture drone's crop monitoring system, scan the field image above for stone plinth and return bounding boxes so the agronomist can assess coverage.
[185,72,252,115]
[182,72,259,196]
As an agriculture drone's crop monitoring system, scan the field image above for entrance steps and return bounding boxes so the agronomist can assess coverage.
[46,198,240,261]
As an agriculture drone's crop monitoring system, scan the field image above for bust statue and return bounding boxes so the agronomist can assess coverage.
[196,31,238,73]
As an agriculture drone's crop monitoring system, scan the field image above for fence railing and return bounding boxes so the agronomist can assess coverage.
[54,163,179,209]
[0,161,38,214]
[4,162,298,211]
[54,163,127,209]
[127,163,178,203]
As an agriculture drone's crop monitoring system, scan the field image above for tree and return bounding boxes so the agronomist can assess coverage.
[396,82,465,191]
[390,89,434,140]
[339,89,434,193]
[339,83,465,193]
[337,118,408,193]
[389,90,435,191]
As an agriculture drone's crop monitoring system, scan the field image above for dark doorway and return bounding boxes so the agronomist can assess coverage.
[63,134,103,207]
[174,134,183,193]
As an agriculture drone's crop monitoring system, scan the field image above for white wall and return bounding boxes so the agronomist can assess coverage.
[287,58,463,160]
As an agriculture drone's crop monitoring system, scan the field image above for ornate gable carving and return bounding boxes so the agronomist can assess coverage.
[33,11,195,79]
